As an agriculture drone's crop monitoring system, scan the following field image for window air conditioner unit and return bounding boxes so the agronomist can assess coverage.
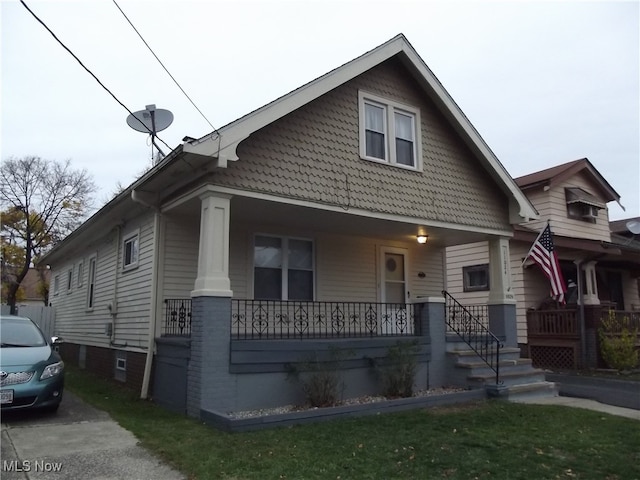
[582,206,599,219]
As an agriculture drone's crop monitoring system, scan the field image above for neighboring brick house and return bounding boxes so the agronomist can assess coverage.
[41,34,545,422]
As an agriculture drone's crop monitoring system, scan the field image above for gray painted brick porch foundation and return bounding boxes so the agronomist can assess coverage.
[178,296,516,419]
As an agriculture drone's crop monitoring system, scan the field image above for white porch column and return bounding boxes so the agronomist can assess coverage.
[191,192,233,297]
[582,260,600,305]
[488,237,515,304]
[487,237,517,347]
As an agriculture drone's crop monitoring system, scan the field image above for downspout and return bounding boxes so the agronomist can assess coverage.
[139,204,161,399]
[109,225,122,345]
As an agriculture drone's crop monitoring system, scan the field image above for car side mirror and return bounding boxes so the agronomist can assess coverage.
[51,336,63,345]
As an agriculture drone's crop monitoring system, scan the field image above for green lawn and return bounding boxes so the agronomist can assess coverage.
[66,366,640,480]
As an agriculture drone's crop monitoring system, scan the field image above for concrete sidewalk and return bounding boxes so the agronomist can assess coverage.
[513,394,640,420]
[1,392,185,480]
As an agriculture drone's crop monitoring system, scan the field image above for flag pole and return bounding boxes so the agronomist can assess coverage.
[521,220,550,268]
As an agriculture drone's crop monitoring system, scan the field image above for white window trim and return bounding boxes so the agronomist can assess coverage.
[358,90,422,171]
[122,230,140,272]
[86,255,97,311]
[66,268,73,294]
[463,264,490,292]
[77,261,84,287]
[251,234,315,301]
[53,275,60,296]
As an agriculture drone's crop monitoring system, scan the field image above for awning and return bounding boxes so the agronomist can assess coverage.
[565,187,606,209]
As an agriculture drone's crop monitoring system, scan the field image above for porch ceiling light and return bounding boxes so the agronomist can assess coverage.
[417,235,428,244]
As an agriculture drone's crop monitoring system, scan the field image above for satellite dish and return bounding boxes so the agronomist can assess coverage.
[126,104,173,134]
[126,104,173,162]
[626,220,640,235]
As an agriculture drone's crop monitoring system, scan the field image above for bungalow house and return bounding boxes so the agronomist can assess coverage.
[40,34,549,420]
[446,158,640,370]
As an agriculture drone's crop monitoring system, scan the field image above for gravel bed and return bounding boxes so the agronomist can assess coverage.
[227,386,467,419]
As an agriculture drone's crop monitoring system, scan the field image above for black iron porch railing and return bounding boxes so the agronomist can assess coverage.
[163,299,192,336]
[232,300,418,339]
[442,291,502,385]
[446,304,489,331]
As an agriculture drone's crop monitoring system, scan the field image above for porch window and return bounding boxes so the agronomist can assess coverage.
[463,264,490,292]
[359,91,421,169]
[253,235,314,301]
[122,231,139,271]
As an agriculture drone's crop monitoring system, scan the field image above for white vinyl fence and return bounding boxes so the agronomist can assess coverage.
[1,305,56,339]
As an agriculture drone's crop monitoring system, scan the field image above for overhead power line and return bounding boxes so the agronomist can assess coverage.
[19,0,173,153]
[112,0,218,134]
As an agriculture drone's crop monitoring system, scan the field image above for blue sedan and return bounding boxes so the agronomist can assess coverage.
[0,315,64,412]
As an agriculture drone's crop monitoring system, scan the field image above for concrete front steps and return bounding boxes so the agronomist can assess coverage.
[446,340,557,401]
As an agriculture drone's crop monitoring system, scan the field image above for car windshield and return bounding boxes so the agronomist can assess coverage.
[0,317,46,347]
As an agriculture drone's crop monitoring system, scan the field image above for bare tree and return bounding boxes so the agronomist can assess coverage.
[1,156,95,313]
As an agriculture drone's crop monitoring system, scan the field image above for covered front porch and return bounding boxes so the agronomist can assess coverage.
[151,188,519,417]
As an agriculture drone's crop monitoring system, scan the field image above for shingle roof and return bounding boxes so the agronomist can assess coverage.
[515,158,620,203]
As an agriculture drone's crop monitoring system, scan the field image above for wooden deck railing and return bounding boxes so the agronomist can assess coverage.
[526,309,579,337]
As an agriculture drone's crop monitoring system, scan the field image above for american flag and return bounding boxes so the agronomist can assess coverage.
[525,224,567,303]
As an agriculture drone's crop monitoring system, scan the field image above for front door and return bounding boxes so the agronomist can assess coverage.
[380,247,411,334]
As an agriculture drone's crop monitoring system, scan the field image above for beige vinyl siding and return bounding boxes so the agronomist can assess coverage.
[49,213,156,351]
[316,234,378,302]
[112,214,155,348]
[49,234,117,349]
[523,171,612,242]
[444,241,490,305]
[162,214,199,299]
[224,225,443,303]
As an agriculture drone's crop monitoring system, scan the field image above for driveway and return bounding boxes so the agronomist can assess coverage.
[1,391,184,480]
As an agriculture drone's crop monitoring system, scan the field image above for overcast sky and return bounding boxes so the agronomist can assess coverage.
[2,0,638,222]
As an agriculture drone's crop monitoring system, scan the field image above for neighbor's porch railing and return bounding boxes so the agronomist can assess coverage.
[442,290,502,385]
[232,299,419,339]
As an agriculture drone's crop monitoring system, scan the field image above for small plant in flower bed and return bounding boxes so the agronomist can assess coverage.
[286,346,354,407]
[373,340,420,398]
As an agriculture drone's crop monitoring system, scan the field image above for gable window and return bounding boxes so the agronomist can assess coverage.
[359,91,421,169]
[67,269,73,293]
[122,231,139,271]
[253,235,314,301]
[87,256,97,310]
[53,275,60,296]
[463,264,490,292]
[565,188,604,224]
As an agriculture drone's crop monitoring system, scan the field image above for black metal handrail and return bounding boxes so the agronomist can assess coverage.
[232,299,418,339]
[163,299,192,336]
[442,290,503,385]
